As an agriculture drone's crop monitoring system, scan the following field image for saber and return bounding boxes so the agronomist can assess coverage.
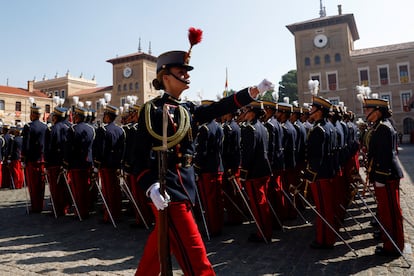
[280,186,310,225]
[230,176,268,244]
[21,164,30,214]
[119,173,149,229]
[294,185,358,256]
[194,182,211,241]
[43,169,57,219]
[351,183,410,267]
[92,173,117,228]
[157,103,172,276]
[59,169,82,221]
[221,189,250,222]
[7,164,16,190]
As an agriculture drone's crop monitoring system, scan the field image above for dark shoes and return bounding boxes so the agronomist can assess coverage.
[310,240,334,249]
[375,246,401,257]
[248,233,269,243]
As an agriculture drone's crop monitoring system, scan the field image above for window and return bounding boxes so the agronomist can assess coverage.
[378,66,389,85]
[61,90,66,98]
[335,53,341,62]
[96,101,102,111]
[45,104,51,113]
[327,72,337,91]
[0,100,4,110]
[123,84,127,91]
[304,57,310,66]
[15,101,21,112]
[329,97,339,105]
[54,90,59,96]
[314,56,320,65]
[380,93,391,108]
[135,82,139,90]
[324,54,330,64]
[129,83,133,90]
[120,97,127,106]
[118,84,121,92]
[398,63,409,83]
[403,118,414,134]
[358,68,369,86]
[401,91,412,111]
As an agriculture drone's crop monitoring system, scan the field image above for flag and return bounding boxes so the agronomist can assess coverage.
[223,67,228,97]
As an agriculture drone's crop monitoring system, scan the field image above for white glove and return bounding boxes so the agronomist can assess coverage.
[148,182,170,210]
[7,160,11,164]
[257,79,274,96]
[93,167,99,173]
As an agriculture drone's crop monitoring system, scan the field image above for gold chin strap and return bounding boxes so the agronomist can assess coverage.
[144,102,191,151]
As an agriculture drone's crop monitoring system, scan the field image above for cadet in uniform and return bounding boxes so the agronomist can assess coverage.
[134,29,273,275]
[303,95,337,249]
[8,126,24,189]
[220,109,245,225]
[275,102,297,220]
[64,106,95,219]
[194,100,225,236]
[240,101,273,242]
[44,106,71,216]
[363,98,404,256]
[1,125,11,188]
[93,104,125,223]
[123,104,154,227]
[22,106,48,213]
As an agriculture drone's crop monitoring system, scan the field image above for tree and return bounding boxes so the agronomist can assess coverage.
[278,70,297,103]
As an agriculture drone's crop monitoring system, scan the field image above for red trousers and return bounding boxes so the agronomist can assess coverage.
[127,173,154,226]
[244,176,272,240]
[100,168,122,222]
[26,162,45,213]
[374,180,404,252]
[68,168,91,219]
[310,178,337,246]
[10,161,24,189]
[47,166,71,216]
[136,202,216,276]
[197,172,224,236]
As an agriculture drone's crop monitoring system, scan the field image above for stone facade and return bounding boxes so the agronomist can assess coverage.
[287,8,414,137]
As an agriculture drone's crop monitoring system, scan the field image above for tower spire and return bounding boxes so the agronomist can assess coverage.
[148,41,152,55]
[319,0,326,17]
[138,37,142,53]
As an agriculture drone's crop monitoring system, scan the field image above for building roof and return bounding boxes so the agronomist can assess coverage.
[0,85,48,98]
[351,41,414,57]
[106,52,157,65]
[286,13,359,41]
[70,85,113,96]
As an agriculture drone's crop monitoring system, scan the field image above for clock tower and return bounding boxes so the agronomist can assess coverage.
[106,49,158,107]
[286,5,359,105]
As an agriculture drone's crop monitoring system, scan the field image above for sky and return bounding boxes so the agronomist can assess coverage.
[2,0,414,102]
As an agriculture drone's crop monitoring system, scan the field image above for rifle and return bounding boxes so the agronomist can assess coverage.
[157,104,172,276]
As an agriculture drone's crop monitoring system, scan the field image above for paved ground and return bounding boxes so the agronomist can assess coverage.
[0,145,414,275]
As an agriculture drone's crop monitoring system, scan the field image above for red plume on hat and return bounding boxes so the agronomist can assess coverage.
[185,27,203,64]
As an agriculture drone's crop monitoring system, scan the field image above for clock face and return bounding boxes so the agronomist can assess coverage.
[123,66,132,78]
[313,34,328,48]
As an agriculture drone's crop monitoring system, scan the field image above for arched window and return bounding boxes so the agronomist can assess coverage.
[135,82,139,90]
[129,83,133,90]
[117,85,121,92]
[335,53,341,62]
[314,56,320,65]
[123,84,127,91]
[324,54,331,64]
[304,57,311,66]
